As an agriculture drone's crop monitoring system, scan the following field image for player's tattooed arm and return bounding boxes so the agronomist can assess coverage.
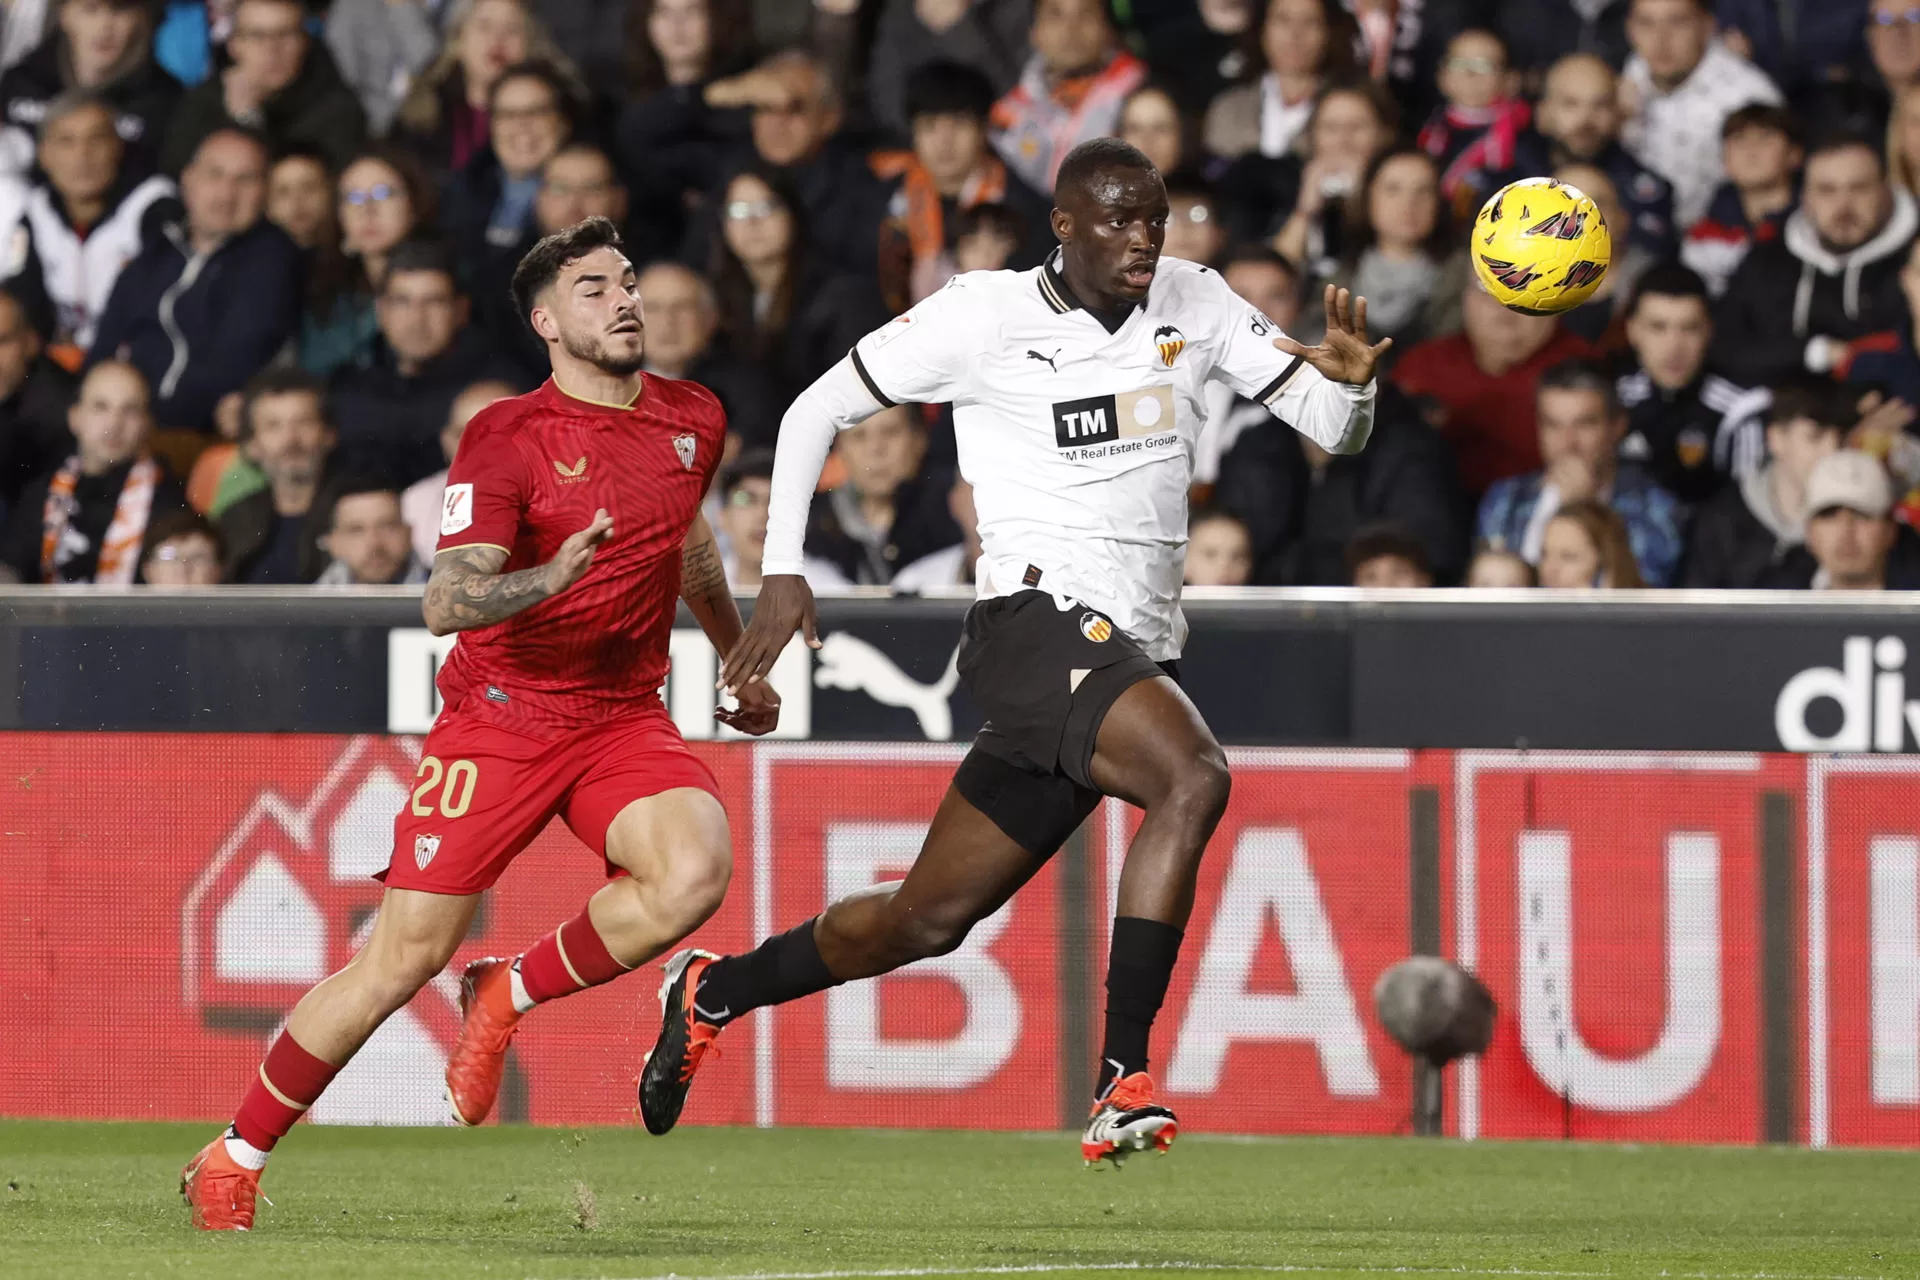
[681,513,779,734]
[423,509,614,634]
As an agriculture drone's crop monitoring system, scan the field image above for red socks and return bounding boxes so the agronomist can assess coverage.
[233,1032,339,1151]
[516,907,632,1004]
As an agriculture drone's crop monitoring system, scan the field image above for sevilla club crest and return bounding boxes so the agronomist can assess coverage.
[673,432,698,471]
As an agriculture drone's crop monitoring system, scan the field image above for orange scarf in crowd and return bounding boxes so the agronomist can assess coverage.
[39,453,161,584]
[871,151,1010,269]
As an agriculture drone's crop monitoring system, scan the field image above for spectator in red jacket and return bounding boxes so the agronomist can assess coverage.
[1393,280,1597,495]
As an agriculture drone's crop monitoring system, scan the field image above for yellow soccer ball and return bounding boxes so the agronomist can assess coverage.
[1469,177,1613,315]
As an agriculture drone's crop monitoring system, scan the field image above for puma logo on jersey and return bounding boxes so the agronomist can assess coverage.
[553,455,589,483]
[1027,348,1061,372]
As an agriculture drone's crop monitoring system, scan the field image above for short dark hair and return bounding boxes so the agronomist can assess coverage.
[954,201,1023,243]
[240,367,328,440]
[1805,132,1884,174]
[324,474,402,530]
[1162,168,1217,203]
[189,124,269,168]
[510,215,625,335]
[382,239,458,290]
[143,508,225,561]
[1765,377,1853,433]
[1722,101,1797,145]
[1220,244,1298,282]
[488,58,575,119]
[720,447,776,495]
[1344,523,1432,582]
[1537,358,1621,416]
[270,139,331,170]
[1625,262,1710,318]
[1055,137,1156,201]
[38,90,116,140]
[1188,504,1247,535]
[903,60,995,125]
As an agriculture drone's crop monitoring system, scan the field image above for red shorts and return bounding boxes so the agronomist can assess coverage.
[382,701,720,895]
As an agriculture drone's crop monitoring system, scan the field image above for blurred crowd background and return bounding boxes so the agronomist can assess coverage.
[1,0,1919,595]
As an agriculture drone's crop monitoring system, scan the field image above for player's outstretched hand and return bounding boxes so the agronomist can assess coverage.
[543,509,613,595]
[1273,285,1392,387]
[715,679,781,735]
[722,573,819,691]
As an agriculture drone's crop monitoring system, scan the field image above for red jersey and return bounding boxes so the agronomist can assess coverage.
[433,375,726,728]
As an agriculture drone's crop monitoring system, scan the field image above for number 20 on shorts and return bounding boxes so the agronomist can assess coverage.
[411,756,479,818]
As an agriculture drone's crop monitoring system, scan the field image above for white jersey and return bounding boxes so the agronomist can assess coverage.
[764,254,1376,660]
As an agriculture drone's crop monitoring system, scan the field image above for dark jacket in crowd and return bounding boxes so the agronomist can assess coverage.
[0,36,183,176]
[805,470,962,585]
[217,485,332,584]
[2,454,185,582]
[1843,325,1920,403]
[1713,0,1869,91]
[866,0,1031,138]
[526,0,632,104]
[89,218,304,432]
[616,88,748,259]
[683,347,782,450]
[1615,364,1769,504]
[1710,188,1919,389]
[160,39,367,174]
[702,142,892,282]
[1680,178,1795,296]
[1494,0,1631,75]
[1681,463,1811,588]
[1212,386,1471,586]
[329,327,504,487]
[1506,133,1678,259]
[0,354,76,515]
[1755,521,1920,589]
[760,266,891,405]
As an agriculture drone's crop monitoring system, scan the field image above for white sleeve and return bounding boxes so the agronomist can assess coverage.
[1200,267,1377,455]
[761,356,888,577]
[764,283,984,576]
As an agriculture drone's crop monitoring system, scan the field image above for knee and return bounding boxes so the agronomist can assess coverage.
[361,935,457,1009]
[649,846,733,931]
[888,902,974,962]
[1163,746,1231,830]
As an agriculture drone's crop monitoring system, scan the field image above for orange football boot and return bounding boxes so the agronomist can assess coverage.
[446,956,521,1126]
[1081,1071,1179,1167]
[181,1132,262,1231]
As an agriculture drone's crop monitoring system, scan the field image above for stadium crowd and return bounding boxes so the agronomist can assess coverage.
[0,0,1916,592]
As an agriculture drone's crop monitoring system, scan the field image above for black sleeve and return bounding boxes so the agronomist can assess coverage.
[1213,419,1304,585]
[1708,249,1806,389]
[1362,408,1473,584]
[1,473,47,581]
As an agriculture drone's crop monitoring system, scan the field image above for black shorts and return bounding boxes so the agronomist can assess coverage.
[952,589,1173,860]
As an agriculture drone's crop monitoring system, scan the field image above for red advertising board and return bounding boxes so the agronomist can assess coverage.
[0,734,1915,1147]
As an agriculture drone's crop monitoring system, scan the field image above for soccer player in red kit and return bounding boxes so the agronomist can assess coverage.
[181,217,780,1231]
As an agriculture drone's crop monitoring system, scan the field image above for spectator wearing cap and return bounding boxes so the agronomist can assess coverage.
[0,93,176,365]
[1347,523,1436,588]
[1711,135,1917,389]
[323,0,442,136]
[401,377,514,565]
[873,60,1050,312]
[1761,447,1920,586]
[0,286,78,516]
[2,358,184,583]
[0,0,183,178]
[139,506,224,584]
[1507,54,1679,262]
[161,0,368,175]
[329,241,504,488]
[89,127,302,437]
[1614,263,1770,502]
[637,260,779,449]
[217,368,336,583]
[866,0,1032,142]
[1619,0,1782,229]
[1213,382,1468,586]
[1475,358,1685,586]
[991,0,1146,194]
[1682,103,1802,296]
[806,404,960,586]
[1393,280,1598,497]
[705,50,890,281]
[714,446,849,591]
[1682,379,1848,587]
[314,477,429,585]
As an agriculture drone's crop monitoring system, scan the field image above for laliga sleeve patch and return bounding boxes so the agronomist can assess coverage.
[441,483,474,535]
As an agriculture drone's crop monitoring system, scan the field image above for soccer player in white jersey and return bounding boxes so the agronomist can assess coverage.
[638,138,1389,1164]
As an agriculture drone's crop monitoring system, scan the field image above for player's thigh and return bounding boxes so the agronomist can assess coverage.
[1086,674,1226,810]
[386,713,577,896]
[355,886,483,987]
[562,708,729,891]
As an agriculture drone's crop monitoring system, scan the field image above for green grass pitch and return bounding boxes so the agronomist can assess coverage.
[1,1121,1915,1280]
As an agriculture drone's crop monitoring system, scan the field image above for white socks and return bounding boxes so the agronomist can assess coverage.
[224,1128,271,1171]
[508,960,536,1014]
